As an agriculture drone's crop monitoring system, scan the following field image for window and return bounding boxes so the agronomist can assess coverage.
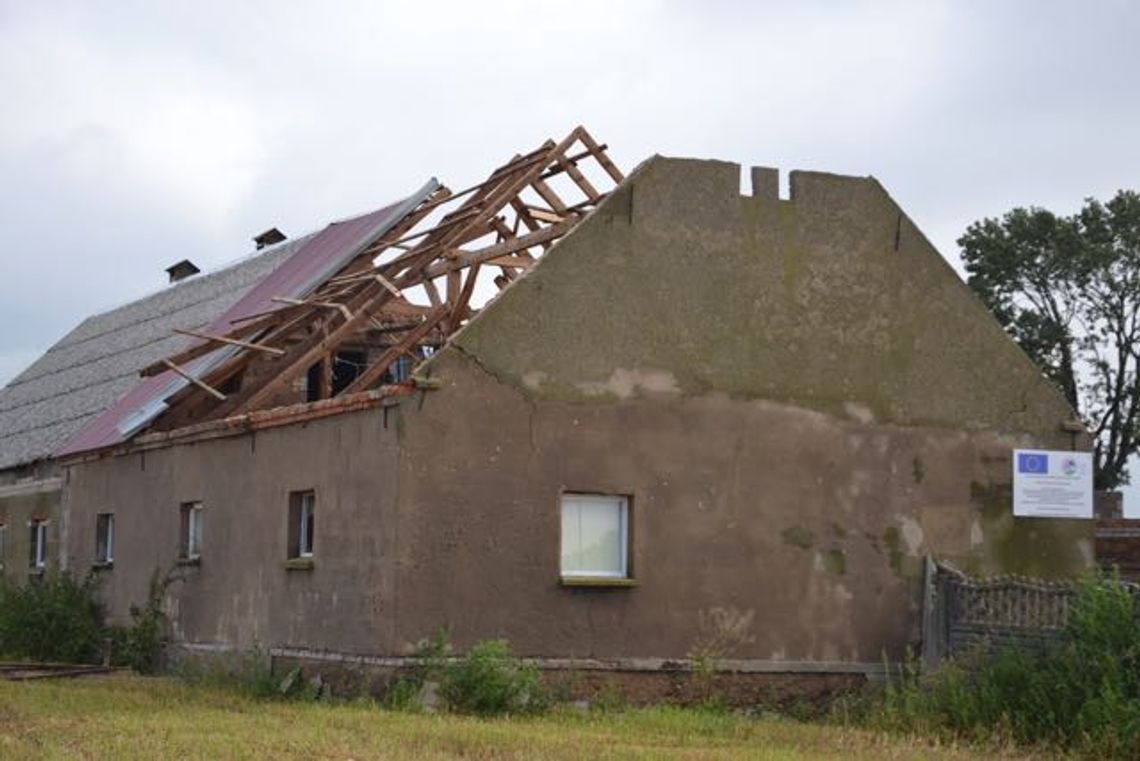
[560,494,629,579]
[180,502,203,560]
[29,519,47,571]
[95,513,114,565]
[288,490,315,559]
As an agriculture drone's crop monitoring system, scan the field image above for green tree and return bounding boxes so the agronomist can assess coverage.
[960,190,1140,490]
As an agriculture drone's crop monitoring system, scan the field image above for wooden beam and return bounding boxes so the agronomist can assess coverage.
[271,297,353,322]
[161,359,227,401]
[555,151,601,201]
[452,262,482,324]
[524,206,565,224]
[530,177,570,213]
[373,273,403,299]
[340,308,448,395]
[377,299,436,318]
[536,144,609,180]
[179,130,586,420]
[509,198,542,233]
[172,328,285,356]
[423,220,570,278]
[483,254,534,269]
[141,320,277,377]
[575,126,625,183]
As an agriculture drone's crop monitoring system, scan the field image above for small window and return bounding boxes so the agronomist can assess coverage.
[560,494,629,579]
[288,490,315,559]
[29,519,48,571]
[180,502,203,560]
[95,513,114,565]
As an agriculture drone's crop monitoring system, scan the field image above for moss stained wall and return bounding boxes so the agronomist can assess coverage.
[452,158,1076,436]
[390,156,1093,663]
[53,156,1095,666]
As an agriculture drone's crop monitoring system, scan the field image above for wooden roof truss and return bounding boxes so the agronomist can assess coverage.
[141,126,624,429]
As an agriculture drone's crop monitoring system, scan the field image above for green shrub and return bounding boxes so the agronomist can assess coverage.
[862,571,1140,757]
[0,571,106,663]
[440,639,545,716]
[393,630,546,715]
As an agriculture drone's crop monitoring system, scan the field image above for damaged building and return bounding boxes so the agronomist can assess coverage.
[0,127,1093,695]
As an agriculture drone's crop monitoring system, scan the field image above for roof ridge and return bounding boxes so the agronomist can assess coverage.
[30,240,303,369]
[59,237,308,346]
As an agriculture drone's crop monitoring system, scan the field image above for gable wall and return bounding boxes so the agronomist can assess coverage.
[388,157,1092,663]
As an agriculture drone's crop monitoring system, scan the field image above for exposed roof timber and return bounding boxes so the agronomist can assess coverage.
[145,126,623,429]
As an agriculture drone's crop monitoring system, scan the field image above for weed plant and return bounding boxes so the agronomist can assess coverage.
[859,571,1140,758]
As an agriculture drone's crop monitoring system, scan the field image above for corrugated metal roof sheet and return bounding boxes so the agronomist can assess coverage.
[55,183,436,458]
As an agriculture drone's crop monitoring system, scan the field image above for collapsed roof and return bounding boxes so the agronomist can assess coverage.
[51,126,623,458]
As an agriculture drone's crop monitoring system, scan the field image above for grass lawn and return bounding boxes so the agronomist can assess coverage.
[0,674,1045,760]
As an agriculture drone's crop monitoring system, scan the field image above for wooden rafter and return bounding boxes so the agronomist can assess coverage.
[144,126,623,429]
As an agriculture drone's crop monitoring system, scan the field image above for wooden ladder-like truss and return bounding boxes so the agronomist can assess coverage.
[140,126,624,429]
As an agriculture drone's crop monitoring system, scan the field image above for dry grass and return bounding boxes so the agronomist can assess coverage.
[0,674,1050,760]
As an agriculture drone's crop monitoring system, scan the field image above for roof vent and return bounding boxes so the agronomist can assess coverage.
[165,259,201,284]
[253,227,287,250]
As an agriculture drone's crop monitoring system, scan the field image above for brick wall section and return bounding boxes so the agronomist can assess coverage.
[1097,519,1140,582]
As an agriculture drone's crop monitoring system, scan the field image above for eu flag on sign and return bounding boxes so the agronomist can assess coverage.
[1018,452,1049,474]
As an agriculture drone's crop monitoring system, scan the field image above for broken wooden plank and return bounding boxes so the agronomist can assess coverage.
[162,359,227,401]
[525,206,566,224]
[271,296,353,322]
[172,328,286,356]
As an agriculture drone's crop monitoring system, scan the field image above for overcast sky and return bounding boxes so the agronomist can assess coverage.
[2,0,1138,388]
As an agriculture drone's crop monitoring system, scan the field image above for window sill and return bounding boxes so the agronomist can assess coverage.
[91,561,114,571]
[176,556,201,568]
[285,557,314,571]
[560,576,637,588]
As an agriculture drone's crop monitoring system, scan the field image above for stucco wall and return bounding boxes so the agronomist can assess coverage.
[0,463,61,582]
[389,156,1092,662]
[453,157,1077,435]
[391,351,1089,663]
[0,488,60,581]
[59,156,1092,668]
[64,409,400,653]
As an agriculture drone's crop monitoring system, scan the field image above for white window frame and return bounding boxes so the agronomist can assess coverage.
[182,502,203,560]
[559,493,630,579]
[297,492,315,558]
[29,519,47,571]
[95,513,115,564]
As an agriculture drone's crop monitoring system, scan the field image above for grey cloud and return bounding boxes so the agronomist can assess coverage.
[2,0,1140,388]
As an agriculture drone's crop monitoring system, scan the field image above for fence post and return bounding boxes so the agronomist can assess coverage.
[921,554,940,670]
